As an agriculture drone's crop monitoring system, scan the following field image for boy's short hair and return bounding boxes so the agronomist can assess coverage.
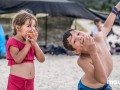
[63,29,76,51]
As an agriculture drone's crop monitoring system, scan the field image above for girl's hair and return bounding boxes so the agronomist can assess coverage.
[12,10,37,35]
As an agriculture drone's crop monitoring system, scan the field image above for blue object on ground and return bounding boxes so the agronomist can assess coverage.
[0,24,6,58]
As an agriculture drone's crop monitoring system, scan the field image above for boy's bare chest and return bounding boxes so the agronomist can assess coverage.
[95,40,113,76]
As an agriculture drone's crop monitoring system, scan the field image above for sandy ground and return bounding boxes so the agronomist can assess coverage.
[0,55,120,90]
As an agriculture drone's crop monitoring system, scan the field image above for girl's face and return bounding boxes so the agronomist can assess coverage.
[19,19,37,39]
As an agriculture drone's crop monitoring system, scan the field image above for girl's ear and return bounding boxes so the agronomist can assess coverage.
[16,25,21,31]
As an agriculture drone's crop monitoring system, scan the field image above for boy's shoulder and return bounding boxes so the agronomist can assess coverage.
[93,32,104,42]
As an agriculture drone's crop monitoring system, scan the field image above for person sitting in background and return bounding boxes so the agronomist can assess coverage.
[115,42,120,54]
[91,18,111,52]
[91,18,102,36]
[109,42,116,54]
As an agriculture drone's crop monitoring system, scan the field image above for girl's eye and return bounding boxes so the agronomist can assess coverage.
[27,25,31,27]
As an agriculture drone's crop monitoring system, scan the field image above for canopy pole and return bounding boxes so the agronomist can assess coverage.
[45,16,48,48]
[75,18,77,29]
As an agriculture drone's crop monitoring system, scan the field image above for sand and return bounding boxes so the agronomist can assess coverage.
[0,55,120,90]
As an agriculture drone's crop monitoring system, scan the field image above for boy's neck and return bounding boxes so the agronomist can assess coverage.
[81,53,90,57]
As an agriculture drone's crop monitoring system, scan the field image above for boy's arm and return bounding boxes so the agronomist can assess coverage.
[101,2,120,39]
[81,36,107,84]
[90,52,107,84]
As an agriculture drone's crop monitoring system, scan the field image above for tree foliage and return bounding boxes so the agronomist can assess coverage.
[69,0,120,12]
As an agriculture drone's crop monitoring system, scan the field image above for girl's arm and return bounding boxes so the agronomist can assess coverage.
[32,43,45,62]
[30,30,45,62]
[10,42,31,64]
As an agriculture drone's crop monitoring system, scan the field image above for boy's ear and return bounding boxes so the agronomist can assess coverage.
[72,50,80,55]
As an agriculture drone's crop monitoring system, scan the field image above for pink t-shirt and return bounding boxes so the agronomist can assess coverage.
[6,38,35,66]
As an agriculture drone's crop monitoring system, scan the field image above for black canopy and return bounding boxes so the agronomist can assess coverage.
[0,0,97,19]
[89,9,119,25]
[0,0,119,25]
[0,0,99,47]
[0,0,119,46]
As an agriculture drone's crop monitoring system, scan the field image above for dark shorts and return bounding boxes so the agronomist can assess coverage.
[78,80,112,90]
[7,74,34,90]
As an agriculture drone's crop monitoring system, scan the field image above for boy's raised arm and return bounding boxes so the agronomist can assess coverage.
[101,2,120,39]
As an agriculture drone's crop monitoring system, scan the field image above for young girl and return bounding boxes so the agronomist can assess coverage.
[6,10,45,90]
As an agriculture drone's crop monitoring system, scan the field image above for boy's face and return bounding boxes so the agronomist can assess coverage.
[67,30,88,55]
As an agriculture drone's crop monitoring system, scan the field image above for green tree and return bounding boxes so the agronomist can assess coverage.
[69,0,120,12]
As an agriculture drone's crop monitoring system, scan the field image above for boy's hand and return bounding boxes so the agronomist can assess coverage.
[83,35,97,54]
[115,2,120,11]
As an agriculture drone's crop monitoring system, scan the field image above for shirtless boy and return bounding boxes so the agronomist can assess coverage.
[62,2,120,90]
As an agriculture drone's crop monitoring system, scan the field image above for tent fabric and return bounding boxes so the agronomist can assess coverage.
[0,24,6,46]
[0,24,6,56]
[89,9,119,25]
[0,1,97,19]
[0,1,119,25]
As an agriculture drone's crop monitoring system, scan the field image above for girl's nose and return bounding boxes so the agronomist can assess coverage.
[30,27,35,31]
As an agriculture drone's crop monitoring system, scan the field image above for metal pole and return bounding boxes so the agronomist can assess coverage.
[45,16,48,48]
[75,18,77,29]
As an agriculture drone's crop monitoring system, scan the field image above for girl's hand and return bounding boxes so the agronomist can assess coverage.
[25,34,31,47]
[33,30,38,42]
[27,30,38,45]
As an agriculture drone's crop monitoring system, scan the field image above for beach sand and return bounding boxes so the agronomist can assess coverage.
[0,55,120,90]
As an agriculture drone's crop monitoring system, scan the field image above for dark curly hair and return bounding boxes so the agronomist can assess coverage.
[63,29,76,51]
